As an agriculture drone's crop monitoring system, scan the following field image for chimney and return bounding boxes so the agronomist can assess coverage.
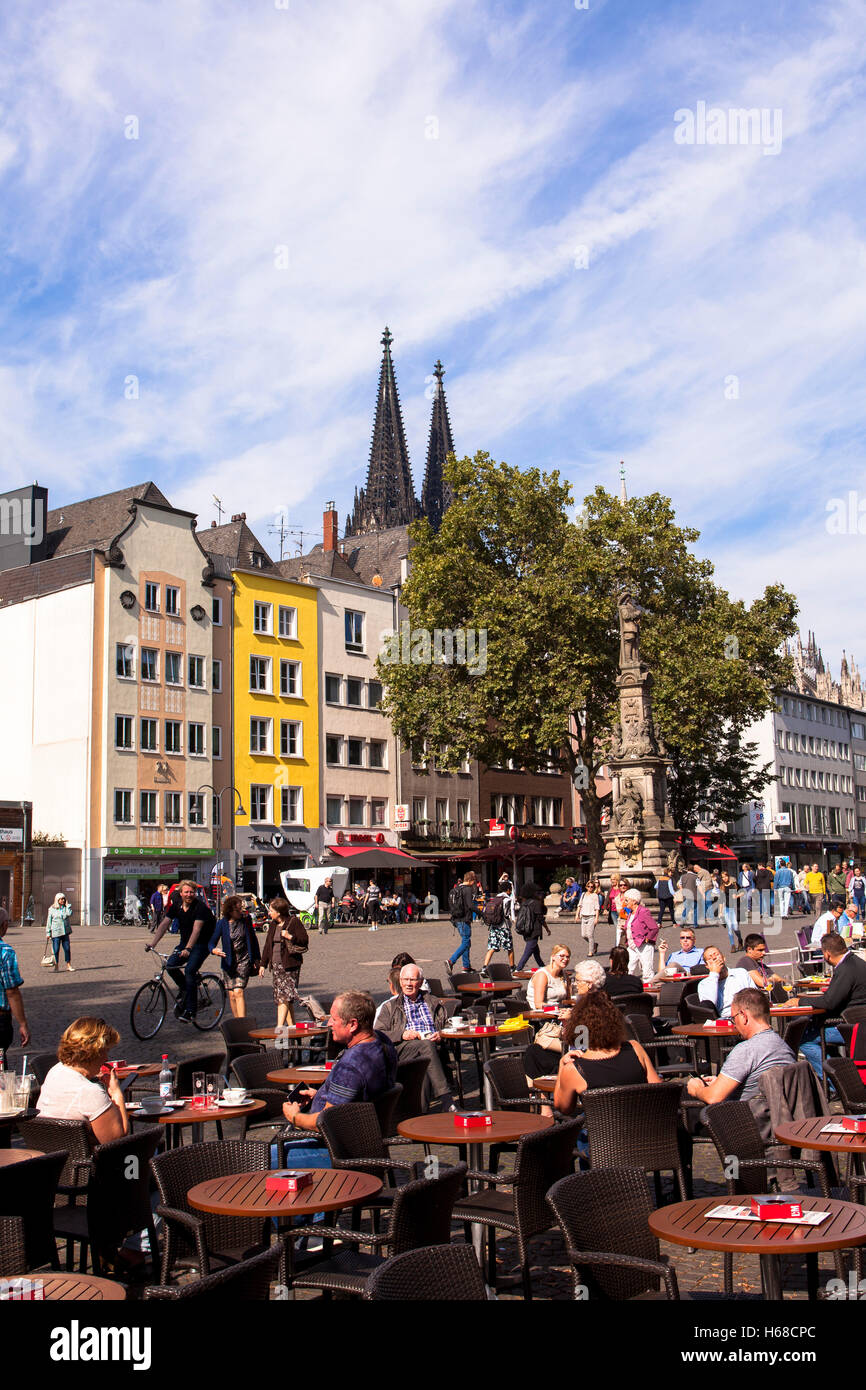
[323,500,338,552]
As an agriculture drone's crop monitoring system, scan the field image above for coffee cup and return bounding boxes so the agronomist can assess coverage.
[222,1088,247,1104]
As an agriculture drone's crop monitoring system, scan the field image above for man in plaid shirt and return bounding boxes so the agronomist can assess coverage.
[0,916,30,1060]
[376,965,455,1111]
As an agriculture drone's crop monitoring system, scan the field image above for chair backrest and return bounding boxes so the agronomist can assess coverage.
[219,1016,260,1046]
[393,1059,430,1125]
[385,1162,468,1254]
[143,1241,284,1300]
[612,993,655,1021]
[17,1116,95,1193]
[424,978,449,999]
[450,973,480,989]
[484,1053,535,1111]
[510,1119,584,1243]
[778,1015,810,1053]
[371,1084,402,1139]
[623,1012,656,1044]
[547,1166,664,1299]
[317,1101,389,1170]
[27,1052,58,1084]
[150,1139,271,1262]
[175,1053,228,1096]
[580,1082,685,1177]
[88,1125,163,1257]
[704,1101,769,1192]
[0,1150,67,1270]
[230,1048,287,1092]
[684,995,718,1023]
[364,1243,487,1301]
[657,980,691,1019]
[824,1057,866,1109]
[486,964,514,982]
[0,1217,28,1278]
[796,928,810,950]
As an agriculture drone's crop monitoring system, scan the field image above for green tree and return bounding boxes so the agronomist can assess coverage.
[378,452,797,869]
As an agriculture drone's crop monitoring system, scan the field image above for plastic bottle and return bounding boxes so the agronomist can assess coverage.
[159,1054,173,1101]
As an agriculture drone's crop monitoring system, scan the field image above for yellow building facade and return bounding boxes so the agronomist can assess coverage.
[231,568,320,897]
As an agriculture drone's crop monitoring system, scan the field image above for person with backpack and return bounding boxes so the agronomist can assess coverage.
[514,882,548,972]
[655,871,676,926]
[482,888,514,970]
[445,871,478,973]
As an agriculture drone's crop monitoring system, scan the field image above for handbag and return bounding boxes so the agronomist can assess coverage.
[40,943,54,967]
[534,1019,563,1052]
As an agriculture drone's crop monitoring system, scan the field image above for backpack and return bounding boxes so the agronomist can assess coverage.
[482,896,505,928]
[448,883,465,919]
[514,902,534,938]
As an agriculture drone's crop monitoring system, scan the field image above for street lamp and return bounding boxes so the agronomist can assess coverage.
[197,784,246,910]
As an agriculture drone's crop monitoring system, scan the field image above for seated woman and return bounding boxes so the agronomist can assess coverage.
[526,943,572,1010]
[36,1016,130,1143]
[553,988,661,1118]
[603,945,645,998]
[522,955,601,1088]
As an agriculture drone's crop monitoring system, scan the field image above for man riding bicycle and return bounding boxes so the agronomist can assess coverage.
[147,880,215,1023]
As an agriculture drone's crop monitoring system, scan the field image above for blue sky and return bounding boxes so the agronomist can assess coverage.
[1,0,865,666]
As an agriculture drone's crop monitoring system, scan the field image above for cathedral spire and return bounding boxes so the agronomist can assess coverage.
[346,327,419,536]
[421,359,455,531]
[619,460,628,504]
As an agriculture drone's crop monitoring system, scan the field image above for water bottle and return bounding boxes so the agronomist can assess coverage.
[485,1006,494,1029]
[159,1054,173,1101]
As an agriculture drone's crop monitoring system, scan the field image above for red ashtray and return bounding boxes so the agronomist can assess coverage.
[478,982,495,990]
[473,1026,496,1034]
[841,1116,866,1133]
[750,1196,802,1220]
[324,1062,335,1072]
[266,1169,315,1193]
[453,1111,493,1129]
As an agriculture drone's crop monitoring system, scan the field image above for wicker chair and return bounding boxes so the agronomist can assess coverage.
[28,1052,58,1085]
[622,1013,698,1077]
[219,1016,263,1068]
[824,1058,866,1113]
[485,964,516,982]
[290,1162,468,1298]
[546,1166,680,1299]
[17,1116,95,1203]
[0,1217,27,1277]
[0,1150,67,1272]
[683,994,718,1024]
[580,1081,690,1203]
[611,993,655,1022]
[229,1049,293,1142]
[392,1058,431,1127]
[52,1125,163,1276]
[150,1139,271,1285]
[364,1242,487,1301]
[452,1118,583,1299]
[143,1240,285,1300]
[314,1099,424,1225]
[484,1052,545,1112]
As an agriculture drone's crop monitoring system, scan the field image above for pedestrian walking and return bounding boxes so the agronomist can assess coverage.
[260,897,308,1028]
[46,893,74,972]
[805,863,826,917]
[773,859,795,919]
[655,871,677,926]
[720,869,744,950]
[481,889,515,970]
[622,888,659,983]
[849,866,866,920]
[209,894,264,1019]
[364,879,382,931]
[578,878,602,956]
[513,882,548,972]
[445,872,478,972]
[315,876,334,935]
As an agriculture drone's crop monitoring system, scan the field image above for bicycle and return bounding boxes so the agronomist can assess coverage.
[129,947,226,1041]
[102,904,147,927]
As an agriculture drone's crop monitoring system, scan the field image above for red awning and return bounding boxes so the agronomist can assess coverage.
[322,846,434,869]
[689,835,736,860]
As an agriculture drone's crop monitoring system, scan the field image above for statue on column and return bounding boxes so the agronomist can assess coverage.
[618,589,644,668]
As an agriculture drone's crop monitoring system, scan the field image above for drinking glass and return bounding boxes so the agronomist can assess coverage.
[0,1074,16,1111]
[206,1074,222,1108]
[192,1072,206,1109]
[14,1076,33,1111]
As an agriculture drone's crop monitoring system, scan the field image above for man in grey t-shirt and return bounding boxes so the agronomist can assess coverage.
[686,988,794,1106]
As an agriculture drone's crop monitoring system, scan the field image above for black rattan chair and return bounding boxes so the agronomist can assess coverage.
[0,1217,27,1277]
[580,1081,689,1202]
[175,1052,228,1095]
[143,1240,285,1300]
[452,1118,583,1299]
[0,1150,67,1271]
[52,1125,163,1276]
[219,1016,263,1068]
[611,993,655,1021]
[290,1162,468,1298]
[485,964,516,982]
[364,1242,487,1301]
[150,1139,271,1285]
[27,1052,58,1084]
[315,1099,422,1224]
[483,1053,544,1112]
[622,1013,698,1077]
[392,1058,431,1127]
[547,1166,680,1299]
[230,1049,293,1142]
[683,994,719,1024]
[824,1058,866,1113]
[17,1116,95,1203]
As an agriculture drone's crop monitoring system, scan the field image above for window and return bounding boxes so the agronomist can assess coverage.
[188,793,205,827]
[212,660,222,693]
[144,582,159,613]
[368,680,383,709]
[141,718,158,752]
[250,785,271,822]
[213,726,222,760]
[858,786,866,803]
[457,799,470,830]
[250,550,267,568]
[781,802,797,833]
[140,791,158,826]
[345,610,364,651]
[165,793,182,827]
[326,735,342,765]
[326,796,343,826]
[325,674,341,704]
[411,740,428,769]
[141,648,158,682]
[369,740,386,769]
[412,797,427,829]
[116,643,134,679]
[280,721,302,756]
[188,655,205,689]
[114,790,133,825]
[776,730,784,750]
[785,732,792,751]
[278,606,297,638]
[212,796,222,827]
[165,651,182,685]
[814,804,829,835]
[280,660,301,697]
[436,797,449,829]
[254,602,272,634]
[348,797,365,826]
[347,738,364,768]
[800,804,813,833]
[829,806,842,835]
[853,721,866,740]
[115,715,134,750]
[280,786,302,824]
[188,723,205,757]
[346,678,363,708]
[212,596,222,626]
[855,755,866,772]
[165,721,182,754]
[250,718,272,754]
[371,798,387,826]
[165,586,180,616]
[250,656,271,692]
[531,797,562,826]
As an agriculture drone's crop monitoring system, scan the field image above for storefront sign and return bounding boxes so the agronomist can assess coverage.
[395,804,410,831]
[748,802,766,835]
[488,820,506,838]
[334,831,387,846]
[106,847,213,857]
[0,828,23,843]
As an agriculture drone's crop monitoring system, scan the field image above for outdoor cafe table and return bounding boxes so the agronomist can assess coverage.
[130,1098,266,1147]
[455,981,518,998]
[441,1025,500,1107]
[249,1026,329,1041]
[671,1022,739,1070]
[3,1273,127,1301]
[267,1066,329,1087]
[775,1116,866,1177]
[648,1193,866,1300]
[0,1147,44,1168]
[532,1075,557,1095]
[396,1110,553,1263]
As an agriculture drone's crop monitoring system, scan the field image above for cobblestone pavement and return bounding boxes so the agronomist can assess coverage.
[4,907,843,1301]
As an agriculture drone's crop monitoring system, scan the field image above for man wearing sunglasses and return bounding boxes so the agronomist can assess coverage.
[686,988,794,1107]
[659,929,703,972]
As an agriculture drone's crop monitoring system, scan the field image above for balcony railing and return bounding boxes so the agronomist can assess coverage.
[402,820,486,849]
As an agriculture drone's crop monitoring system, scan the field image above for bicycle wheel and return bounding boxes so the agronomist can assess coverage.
[102,911,115,926]
[130,980,168,1040]
[192,973,226,1031]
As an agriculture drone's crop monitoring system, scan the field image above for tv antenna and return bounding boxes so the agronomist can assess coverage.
[268,516,308,561]
[213,495,224,525]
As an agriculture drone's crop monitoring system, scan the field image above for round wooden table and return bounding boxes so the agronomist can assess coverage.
[524,1009,568,1022]
[267,1067,329,1087]
[131,1098,265,1146]
[456,981,517,996]
[532,1075,557,1095]
[649,1193,866,1299]
[187,1166,382,1218]
[249,1026,329,1041]
[775,1116,866,1175]
[0,1147,44,1168]
[8,1273,127,1301]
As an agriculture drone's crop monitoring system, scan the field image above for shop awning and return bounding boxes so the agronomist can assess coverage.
[688,835,736,860]
[322,847,435,870]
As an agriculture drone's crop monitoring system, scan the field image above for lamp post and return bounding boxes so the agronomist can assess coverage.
[196,784,246,914]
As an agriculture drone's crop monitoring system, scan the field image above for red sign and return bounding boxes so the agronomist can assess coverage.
[335,832,386,846]
[488,819,506,838]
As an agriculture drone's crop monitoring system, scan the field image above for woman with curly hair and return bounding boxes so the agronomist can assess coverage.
[553,988,661,1117]
[36,1016,129,1142]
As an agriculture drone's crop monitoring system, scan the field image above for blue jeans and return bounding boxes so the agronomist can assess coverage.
[799,1025,843,1082]
[679,896,699,927]
[269,1137,332,1227]
[51,935,71,963]
[724,907,740,949]
[167,942,210,1016]
[449,919,473,970]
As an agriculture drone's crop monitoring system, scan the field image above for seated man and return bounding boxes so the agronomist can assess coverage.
[686,988,795,1107]
[735,933,785,990]
[810,901,850,946]
[659,928,704,973]
[799,932,866,1080]
[376,964,455,1112]
[696,946,753,1018]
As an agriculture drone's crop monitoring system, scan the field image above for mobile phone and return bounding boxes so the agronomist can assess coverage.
[287,1083,310,1105]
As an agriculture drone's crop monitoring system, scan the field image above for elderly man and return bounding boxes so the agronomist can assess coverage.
[658,927,704,973]
[686,989,795,1107]
[696,946,752,1019]
[314,876,334,935]
[810,900,850,947]
[376,965,455,1111]
[622,888,659,983]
